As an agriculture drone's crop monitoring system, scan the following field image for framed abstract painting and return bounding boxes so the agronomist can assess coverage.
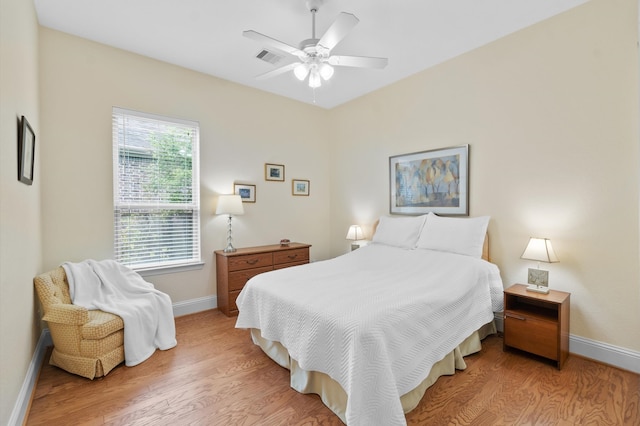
[389,145,469,216]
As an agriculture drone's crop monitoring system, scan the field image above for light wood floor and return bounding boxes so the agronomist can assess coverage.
[27,309,639,425]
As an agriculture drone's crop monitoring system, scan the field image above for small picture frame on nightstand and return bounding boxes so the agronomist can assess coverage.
[527,268,550,293]
[527,268,549,286]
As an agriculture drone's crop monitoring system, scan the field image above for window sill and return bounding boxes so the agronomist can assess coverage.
[135,261,204,277]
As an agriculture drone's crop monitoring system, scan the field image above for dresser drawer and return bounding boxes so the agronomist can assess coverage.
[228,266,273,291]
[273,248,309,266]
[274,260,308,270]
[229,290,241,314]
[228,253,273,272]
[504,312,558,360]
[216,243,311,317]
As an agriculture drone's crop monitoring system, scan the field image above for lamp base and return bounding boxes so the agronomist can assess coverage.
[526,284,550,294]
[223,215,236,253]
[223,244,237,253]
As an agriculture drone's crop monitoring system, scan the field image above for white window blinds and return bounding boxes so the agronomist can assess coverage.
[112,107,201,269]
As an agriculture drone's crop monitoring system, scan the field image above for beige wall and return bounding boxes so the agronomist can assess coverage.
[0,0,42,423]
[329,0,640,352]
[2,0,638,421]
[38,29,332,302]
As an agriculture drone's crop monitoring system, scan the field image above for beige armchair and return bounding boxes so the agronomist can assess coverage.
[34,267,125,379]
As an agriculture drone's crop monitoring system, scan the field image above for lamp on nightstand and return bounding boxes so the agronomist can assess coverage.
[216,195,244,253]
[520,237,559,294]
[346,225,364,251]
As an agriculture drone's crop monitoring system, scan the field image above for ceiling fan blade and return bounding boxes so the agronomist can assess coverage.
[255,62,300,80]
[328,55,388,69]
[317,12,359,52]
[243,30,305,58]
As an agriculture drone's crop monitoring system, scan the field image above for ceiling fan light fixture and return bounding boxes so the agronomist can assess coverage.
[308,70,321,88]
[294,63,310,81]
[319,63,334,80]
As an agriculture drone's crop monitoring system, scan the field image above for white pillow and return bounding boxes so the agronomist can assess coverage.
[371,215,427,249]
[416,212,489,258]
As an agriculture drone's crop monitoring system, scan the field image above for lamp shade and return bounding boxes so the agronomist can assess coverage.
[521,237,559,263]
[346,225,364,241]
[216,195,244,216]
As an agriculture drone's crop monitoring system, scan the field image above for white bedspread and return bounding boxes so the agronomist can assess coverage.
[236,244,504,426]
[62,259,177,367]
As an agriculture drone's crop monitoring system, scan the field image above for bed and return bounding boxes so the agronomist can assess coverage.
[235,213,504,426]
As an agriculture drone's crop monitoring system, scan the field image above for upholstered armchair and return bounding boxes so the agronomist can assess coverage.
[34,267,125,379]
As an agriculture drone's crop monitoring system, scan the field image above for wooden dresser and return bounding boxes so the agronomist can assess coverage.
[215,242,311,316]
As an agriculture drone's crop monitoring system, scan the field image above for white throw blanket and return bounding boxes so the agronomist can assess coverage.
[62,259,177,366]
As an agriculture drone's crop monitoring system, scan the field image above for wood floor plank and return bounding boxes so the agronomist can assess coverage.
[27,309,640,425]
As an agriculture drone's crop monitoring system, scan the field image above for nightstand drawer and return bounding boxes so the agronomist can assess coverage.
[273,248,309,266]
[504,312,558,360]
[228,266,273,291]
[228,253,273,272]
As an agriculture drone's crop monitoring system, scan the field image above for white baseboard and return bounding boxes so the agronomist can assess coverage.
[172,295,217,317]
[570,334,640,374]
[494,312,504,333]
[8,329,51,426]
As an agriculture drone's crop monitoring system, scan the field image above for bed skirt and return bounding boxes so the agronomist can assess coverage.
[250,321,496,424]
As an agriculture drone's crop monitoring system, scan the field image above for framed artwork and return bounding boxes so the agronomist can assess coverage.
[389,145,469,216]
[528,268,549,286]
[265,163,285,181]
[18,115,35,185]
[234,183,256,203]
[292,179,310,196]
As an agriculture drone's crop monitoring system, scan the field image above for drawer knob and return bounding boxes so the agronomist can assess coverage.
[246,259,259,265]
[288,254,298,259]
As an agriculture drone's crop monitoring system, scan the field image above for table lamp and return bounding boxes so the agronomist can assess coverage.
[216,195,244,253]
[346,225,364,251]
[520,237,559,294]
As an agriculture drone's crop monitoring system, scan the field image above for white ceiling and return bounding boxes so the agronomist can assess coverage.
[34,0,588,109]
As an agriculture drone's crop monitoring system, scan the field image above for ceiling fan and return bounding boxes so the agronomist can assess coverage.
[243,0,388,89]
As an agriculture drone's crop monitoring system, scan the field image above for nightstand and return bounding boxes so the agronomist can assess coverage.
[215,243,311,316]
[503,284,570,369]
[350,240,369,251]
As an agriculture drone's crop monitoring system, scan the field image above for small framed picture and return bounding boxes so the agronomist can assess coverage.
[265,163,285,181]
[292,179,310,196]
[527,268,549,286]
[234,183,256,203]
[18,115,36,185]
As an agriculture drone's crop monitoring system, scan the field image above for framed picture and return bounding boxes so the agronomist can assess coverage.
[265,163,285,181]
[234,183,256,203]
[292,179,310,196]
[18,115,35,185]
[389,145,469,216]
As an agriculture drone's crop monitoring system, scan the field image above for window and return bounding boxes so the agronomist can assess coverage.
[112,107,200,270]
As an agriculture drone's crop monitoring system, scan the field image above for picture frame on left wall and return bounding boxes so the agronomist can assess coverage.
[234,183,256,203]
[292,179,310,196]
[18,115,35,185]
[265,163,285,182]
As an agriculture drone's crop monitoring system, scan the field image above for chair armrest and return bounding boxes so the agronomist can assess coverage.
[42,303,89,325]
